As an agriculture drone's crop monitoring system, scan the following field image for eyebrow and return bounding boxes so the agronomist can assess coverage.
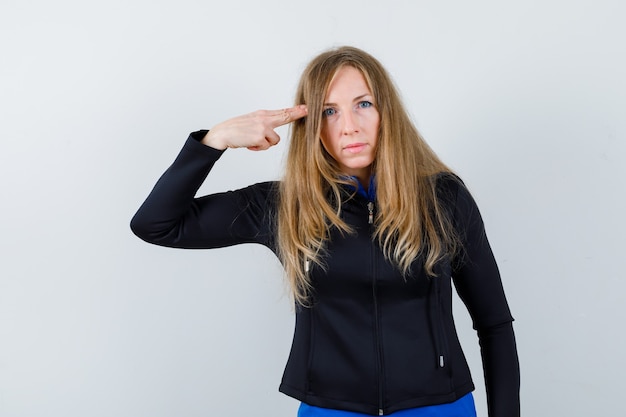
[323,94,372,107]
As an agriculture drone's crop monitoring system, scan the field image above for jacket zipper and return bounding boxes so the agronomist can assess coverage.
[368,200,384,415]
[432,278,446,369]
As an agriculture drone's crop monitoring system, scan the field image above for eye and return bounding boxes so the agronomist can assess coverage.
[322,107,336,117]
[358,101,373,109]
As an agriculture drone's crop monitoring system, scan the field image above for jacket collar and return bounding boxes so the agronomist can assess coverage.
[344,175,376,201]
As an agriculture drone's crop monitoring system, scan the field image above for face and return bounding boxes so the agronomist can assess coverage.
[320,66,380,185]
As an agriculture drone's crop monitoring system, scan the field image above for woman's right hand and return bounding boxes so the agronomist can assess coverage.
[201,105,308,151]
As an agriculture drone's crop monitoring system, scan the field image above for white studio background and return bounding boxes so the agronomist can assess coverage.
[1,1,624,416]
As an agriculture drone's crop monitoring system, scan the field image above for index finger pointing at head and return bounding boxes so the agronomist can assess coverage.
[270,105,308,127]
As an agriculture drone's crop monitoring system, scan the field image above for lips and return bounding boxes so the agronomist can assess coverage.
[344,143,367,154]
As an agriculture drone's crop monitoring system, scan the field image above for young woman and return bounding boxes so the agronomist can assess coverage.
[131,46,520,417]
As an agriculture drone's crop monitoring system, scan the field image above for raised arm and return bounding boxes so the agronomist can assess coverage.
[130,106,307,249]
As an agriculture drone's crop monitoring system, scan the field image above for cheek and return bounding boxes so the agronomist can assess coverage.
[319,125,328,148]
[320,123,338,145]
[356,110,379,131]
[319,130,332,154]
[370,112,381,130]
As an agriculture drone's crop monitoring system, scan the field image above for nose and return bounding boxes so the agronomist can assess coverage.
[341,111,358,135]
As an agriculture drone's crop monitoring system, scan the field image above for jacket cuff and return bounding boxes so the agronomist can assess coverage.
[186,130,226,158]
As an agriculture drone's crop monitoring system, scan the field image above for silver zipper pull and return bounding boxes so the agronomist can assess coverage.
[367,201,374,224]
[304,259,310,273]
[439,355,445,368]
[379,409,384,416]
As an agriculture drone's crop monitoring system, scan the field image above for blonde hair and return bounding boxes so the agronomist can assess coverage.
[278,46,458,306]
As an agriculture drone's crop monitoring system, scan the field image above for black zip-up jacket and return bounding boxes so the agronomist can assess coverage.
[131,132,520,416]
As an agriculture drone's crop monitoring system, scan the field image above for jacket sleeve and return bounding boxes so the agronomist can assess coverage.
[447,177,520,417]
[130,131,276,250]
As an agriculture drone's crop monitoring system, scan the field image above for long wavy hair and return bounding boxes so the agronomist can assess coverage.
[277,46,458,306]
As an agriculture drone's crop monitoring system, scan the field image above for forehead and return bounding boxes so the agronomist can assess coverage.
[325,66,372,100]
